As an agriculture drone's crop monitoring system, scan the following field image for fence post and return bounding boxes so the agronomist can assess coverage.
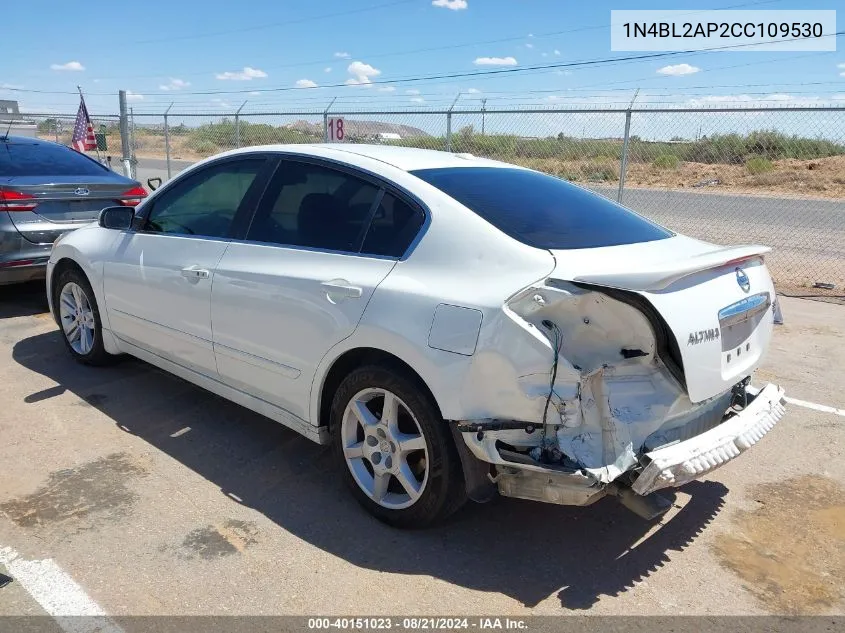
[164,103,173,180]
[118,90,132,179]
[446,93,461,152]
[617,90,639,204]
[235,100,247,148]
[617,109,631,203]
[323,97,336,143]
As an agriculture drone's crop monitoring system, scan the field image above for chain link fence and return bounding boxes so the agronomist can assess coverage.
[17,106,845,296]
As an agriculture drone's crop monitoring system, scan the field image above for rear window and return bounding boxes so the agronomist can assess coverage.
[411,167,672,250]
[0,141,109,177]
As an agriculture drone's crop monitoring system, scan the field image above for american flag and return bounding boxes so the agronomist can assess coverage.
[71,95,96,152]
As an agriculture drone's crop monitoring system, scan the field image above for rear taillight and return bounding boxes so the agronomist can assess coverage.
[0,190,38,212]
[117,186,147,207]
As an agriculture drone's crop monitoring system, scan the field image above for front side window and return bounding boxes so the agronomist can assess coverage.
[143,159,264,238]
[247,160,379,252]
[411,167,672,250]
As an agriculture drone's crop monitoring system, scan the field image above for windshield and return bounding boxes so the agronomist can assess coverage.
[411,167,672,250]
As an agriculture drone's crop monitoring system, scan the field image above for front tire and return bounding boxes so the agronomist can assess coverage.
[54,267,112,366]
[331,365,465,528]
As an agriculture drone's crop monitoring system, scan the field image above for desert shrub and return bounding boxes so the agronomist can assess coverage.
[745,156,774,174]
[583,162,618,182]
[185,139,218,156]
[652,154,680,169]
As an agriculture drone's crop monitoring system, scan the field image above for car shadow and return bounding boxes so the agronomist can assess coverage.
[0,282,49,319]
[12,329,727,610]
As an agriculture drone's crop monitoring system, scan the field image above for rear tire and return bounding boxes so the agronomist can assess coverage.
[53,267,113,366]
[330,365,466,528]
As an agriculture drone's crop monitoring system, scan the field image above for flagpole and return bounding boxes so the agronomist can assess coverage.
[77,85,103,164]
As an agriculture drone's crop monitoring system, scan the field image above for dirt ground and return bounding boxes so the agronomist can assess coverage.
[515,154,845,200]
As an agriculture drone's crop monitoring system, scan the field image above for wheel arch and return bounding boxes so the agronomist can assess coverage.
[315,346,444,431]
[49,257,88,324]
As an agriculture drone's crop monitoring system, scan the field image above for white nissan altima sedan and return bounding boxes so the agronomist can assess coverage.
[46,144,786,527]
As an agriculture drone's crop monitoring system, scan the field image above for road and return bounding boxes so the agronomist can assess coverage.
[133,156,845,287]
[0,285,843,622]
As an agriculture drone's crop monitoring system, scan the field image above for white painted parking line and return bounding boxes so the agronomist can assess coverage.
[0,547,124,633]
[784,396,845,418]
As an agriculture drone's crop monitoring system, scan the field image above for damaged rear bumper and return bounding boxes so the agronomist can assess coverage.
[456,382,786,511]
[630,382,786,495]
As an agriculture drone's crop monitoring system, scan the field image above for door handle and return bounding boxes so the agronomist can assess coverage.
[181,266,210,279]
[321,279,363,299]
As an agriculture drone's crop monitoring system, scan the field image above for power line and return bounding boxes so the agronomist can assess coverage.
[10,29,841,99]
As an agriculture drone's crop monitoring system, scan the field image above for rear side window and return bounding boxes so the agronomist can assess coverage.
[247,160,380,252]
[411,167,672,250]
[0,141,109,177]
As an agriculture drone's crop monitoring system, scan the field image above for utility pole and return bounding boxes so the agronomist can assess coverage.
[118,90,132,178]
[481,98,487,135]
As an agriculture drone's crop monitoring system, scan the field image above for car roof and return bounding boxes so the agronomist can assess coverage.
[221,143,517,172]
[0,135,48,144]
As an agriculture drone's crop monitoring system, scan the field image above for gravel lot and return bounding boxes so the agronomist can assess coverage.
[0,282,843,620]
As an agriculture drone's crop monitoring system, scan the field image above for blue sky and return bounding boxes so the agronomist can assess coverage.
[2,0,843,115]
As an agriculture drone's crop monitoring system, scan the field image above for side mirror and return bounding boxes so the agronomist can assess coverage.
[147,177,162,191]
[99,206,135,230]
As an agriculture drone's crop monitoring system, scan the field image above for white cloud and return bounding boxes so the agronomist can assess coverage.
[334,52,350,59]
[833,93,845,100]
[837,62,845,68]
[474,56,517,66]
[378,86,396,92]
[541,52,547,57]
[0,83,22,90]
[554,49,561,56]
[528,33,534,37]
[345,61,381,85]
[159,77,190,91]
[324,67,332,73]
[432,0,467,9]
[466,88,481,94]
[50,61,85,71]
[295,79,318,88]
[685,93,823,106]
[249,91,262,96]
[410,97,425,103]
[841,71,845,78]
[405,89,421,95]
[657,63,700,76]
[525,43,534,49]
[215,66,267,81]
[126,91,144,101]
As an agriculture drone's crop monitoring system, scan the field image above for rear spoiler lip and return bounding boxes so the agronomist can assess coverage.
[565,244,771,292]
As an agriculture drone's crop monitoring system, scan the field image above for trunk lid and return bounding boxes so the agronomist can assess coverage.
[2,175,139,244]
[550,235,776,403]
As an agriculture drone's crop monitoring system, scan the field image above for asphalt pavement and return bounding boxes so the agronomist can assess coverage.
[0,284,843,620]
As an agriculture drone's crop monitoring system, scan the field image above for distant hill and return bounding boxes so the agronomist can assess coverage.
[286,119,429,139]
